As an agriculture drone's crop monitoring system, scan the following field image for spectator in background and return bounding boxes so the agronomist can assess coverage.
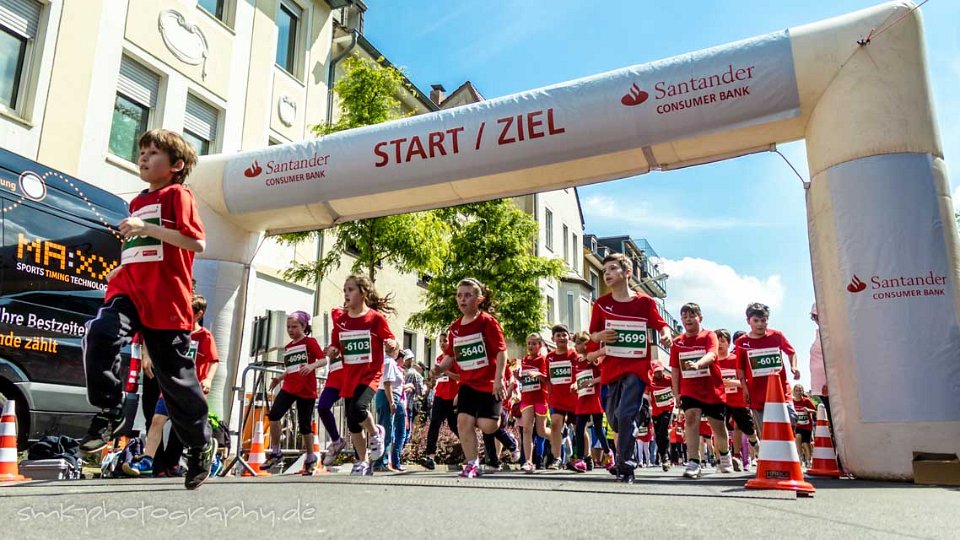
[401,354,424,450]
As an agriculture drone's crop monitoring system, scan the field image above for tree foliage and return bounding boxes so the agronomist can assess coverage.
[278,54,446,283]
[408,199,566,343]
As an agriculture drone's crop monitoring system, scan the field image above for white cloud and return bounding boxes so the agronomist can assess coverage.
[582,194,747,231]
[661,257,785,323]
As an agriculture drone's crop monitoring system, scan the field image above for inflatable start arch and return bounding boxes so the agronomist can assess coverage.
[191,1,960,480]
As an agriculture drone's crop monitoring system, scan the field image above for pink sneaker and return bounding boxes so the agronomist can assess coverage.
[604,451,616,470]
[459,463,479,478]
[571,459,587,473]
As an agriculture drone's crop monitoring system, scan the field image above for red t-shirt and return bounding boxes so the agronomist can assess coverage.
[588,293,668,385]
[332,309,395,398]
[637,421,654,442]
[670,330,723,405]
[280,336,323,399]
[670,416,685,443]
[434,353,459,401]
[573,358,603,415]
[647,374,675,417]
[190,327,219,383]
[324,308,345,391]
[519,354,548,406]
[106,184,204,331]
[700,416,713,437]
[793,397,816,429]
[446,311,507,393]
[735,329,795,409]
[546,348,579,412]
[716,351,746,409]
[503,367,518,410]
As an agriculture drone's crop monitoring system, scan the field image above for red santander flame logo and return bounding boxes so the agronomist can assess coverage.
[244,160,263,178]
[621,83,649,106]
[847,274,867,293]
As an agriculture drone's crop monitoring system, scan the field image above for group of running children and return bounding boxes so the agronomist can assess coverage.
[76,128,811,490]
[254,249,812,484]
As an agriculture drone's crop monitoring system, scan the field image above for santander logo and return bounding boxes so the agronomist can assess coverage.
[846,275,867,293]
[244,161,263,178]
[621,83,649,106]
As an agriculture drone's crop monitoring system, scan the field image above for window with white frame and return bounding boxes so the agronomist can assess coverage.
[589,270,600,301]
[183,94,219,156]
[275,0,302,77]
[109,56,160,163]
[571,233,579,272]
[544,208,553,251]
[0,0,42,112]
[566,292,575,329]
[545,295,555,324]
[562,223,569,264]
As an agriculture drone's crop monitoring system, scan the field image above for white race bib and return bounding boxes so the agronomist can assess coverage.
[548,359,573,385]
[520,369,541,393]
[747,347,783,377]
[454,333,489,371]
[121,204,164,264]
[679,350,710,378]
[721,368,739,394]
[576,369,596,397]
[341,330,372,364]
[653,386,674,407]
[284,344,309,373]
[604,319,648,358]
[328,355,343,373]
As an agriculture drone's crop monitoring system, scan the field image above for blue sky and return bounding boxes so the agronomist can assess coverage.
[362,0,960,387]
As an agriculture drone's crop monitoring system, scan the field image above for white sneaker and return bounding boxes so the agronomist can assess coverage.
[323,438,347,467]
[510,448,521,463]
[368,425,385,462]
[350,461,369,476]
[718,454,734,473]
[682,460,702,479]
[732,456,743,472]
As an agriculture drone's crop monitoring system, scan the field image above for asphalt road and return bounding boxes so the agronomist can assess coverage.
[1,465,956,539]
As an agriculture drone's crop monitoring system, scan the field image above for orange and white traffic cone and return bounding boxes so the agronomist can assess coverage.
[243,418,271,477]
[807,404,842,478]
[309,421,327,475]
[1,400,29,482]
[745,377,815,495]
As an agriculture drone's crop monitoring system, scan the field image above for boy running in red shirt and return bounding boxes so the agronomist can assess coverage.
[589,254,672,483]
[735,303,800,429]
[433,278,509,479]
[648,359,675,471]
[80,130,212,490]
[546,324,579,470]
[671,303,732,478]
[716,328,758,471]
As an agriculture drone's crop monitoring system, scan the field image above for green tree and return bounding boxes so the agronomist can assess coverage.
[409,199,566,343]
[278,54,448,284]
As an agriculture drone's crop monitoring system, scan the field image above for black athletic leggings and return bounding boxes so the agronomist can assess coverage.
[575,413,610,459]
[425,397,459,455]
[653,412,672,461]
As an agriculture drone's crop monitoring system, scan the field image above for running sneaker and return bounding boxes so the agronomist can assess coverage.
[732,456,743,472]
[260,451,284,470]
[661,461,671,472]
[509,447,521,463]
[547,462,561,471]
[302,454,318,476]
[420,456,437,470]
[78,408,125,454]
[350,461,369,476]
[618,467,635,484]
[184,442,214,490]
[718,453,734,473]
[569,459,587,473]
[323,438,347,466]
[521,461,535,474]
[584,457,594,471]
[459,463,479,478]
[604,451,616,470]
[368,425,386,461]
[122,455,153,478]
[683,460,702,479]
